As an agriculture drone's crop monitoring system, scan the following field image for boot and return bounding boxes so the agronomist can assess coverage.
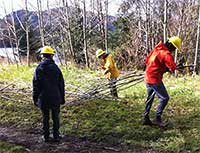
[53,132,62,142]
[142,116,153,126]
[153,116,165,127]
[43,135,50,143]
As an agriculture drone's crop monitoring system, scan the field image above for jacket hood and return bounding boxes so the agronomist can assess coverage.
[154,41,169,51]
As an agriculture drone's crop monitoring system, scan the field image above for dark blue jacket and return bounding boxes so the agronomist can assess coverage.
[32,58,65,109]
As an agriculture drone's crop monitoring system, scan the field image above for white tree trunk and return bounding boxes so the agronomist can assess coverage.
[193,2,200,74]
[83,0,89,67]
[163,0,168,42]
[37,0,45,46]
[104,0,108,53]
[65,0,75,63]
[25,0,30,66]
[11,10,20,64]
[3,6,17,64]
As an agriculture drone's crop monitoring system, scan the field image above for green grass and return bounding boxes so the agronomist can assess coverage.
[0,141,28,153]
[0,65,200,152]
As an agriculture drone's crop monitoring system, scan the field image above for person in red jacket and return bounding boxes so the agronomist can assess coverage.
[143,36,182,127]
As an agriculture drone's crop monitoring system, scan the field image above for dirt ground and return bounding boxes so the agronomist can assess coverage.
[0,125,157,153]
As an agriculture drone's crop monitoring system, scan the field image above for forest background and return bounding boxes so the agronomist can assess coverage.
[0,0,199,72]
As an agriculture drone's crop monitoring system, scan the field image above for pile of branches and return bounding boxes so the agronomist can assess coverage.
[0,82,32,103]
[0,72,144,106]
[65,71,144,106]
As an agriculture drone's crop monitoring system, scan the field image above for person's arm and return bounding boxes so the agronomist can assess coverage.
[32,68,41,106]
[58,69,65,104]
[164,53,176,73]
[103,56,112,75]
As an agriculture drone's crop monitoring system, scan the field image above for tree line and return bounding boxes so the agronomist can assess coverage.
[0,0,200,73]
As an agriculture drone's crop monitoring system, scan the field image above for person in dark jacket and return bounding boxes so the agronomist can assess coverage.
[32,46,65,142]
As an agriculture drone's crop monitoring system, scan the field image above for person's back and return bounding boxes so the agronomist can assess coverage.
[35,58,64,108]
[102,54,119,80]
[144,41,176,84]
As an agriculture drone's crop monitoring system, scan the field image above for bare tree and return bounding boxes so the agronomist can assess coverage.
[10,9,21,64]
[97,0,105,46]
[65,0,75,64]
[145,0,150,54]
[82,0,89,67]
[37,0,45,46]
[104,0,108,53]
[193,1,200,74]
[25,0,30,66]
[3,3,18,64]
[163,0,168,42]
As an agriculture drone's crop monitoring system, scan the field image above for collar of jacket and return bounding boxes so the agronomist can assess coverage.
[41,58,55,65]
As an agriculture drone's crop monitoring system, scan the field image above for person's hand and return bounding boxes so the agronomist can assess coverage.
[61,99,65,105]
[166,68,175,74]
[101,66,106,70]
[166,67,170,72]
[176,63,184,70]
[34,101,38,107]
[176,65,184,70]
[103,69,109,75]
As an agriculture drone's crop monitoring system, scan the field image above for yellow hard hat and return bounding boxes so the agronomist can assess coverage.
[96,49,106,58]
[168,36,182,50]
[40,46,54,54]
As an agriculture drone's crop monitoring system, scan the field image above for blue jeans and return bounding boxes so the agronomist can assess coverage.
[41,106,60,139]
[144,82,169,117]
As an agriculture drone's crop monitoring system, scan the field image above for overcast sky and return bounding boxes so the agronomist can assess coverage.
[0,0,122,17]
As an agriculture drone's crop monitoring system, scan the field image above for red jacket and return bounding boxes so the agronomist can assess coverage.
[144,41,176,84]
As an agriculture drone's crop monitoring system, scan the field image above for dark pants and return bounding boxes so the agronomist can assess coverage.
[144,82,169,117]
[109,78,118,97]
[41,106,60,139]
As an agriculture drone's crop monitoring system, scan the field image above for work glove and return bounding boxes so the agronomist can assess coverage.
[176,63,185,70]
[176,65,184,70]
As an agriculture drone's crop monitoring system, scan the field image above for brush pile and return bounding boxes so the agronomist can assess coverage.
[0,72,144,106]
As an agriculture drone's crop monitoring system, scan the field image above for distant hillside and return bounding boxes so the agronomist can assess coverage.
[0,8,116,48]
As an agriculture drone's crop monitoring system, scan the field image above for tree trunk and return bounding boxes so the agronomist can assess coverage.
[97,0,105,46]
[104,0,108,53]
[83,0,89,67]
[193,2,200,75]
[11,11,20,64]
[65,0,75,64]
[145,0,150,54]
[25,0,30,66]
[3,7,16,64]
[163,0,168,42]
[37,0,45,47]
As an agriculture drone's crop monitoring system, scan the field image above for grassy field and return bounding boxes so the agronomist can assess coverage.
[0,64,200,152]
[0,141,28,153]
